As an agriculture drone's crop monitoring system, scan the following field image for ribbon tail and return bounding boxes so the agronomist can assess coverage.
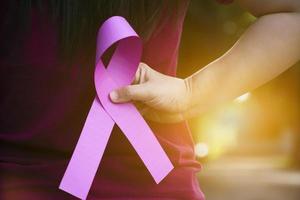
[107,102,174,183]
[59,98,114,199]
[94,72,174,184]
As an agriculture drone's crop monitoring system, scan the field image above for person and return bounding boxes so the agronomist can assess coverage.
[0,1,299,200]
[110,0,300,124]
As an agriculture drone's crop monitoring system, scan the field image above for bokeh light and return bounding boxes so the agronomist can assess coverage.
[178,0,300,199]
[195,142,209,158]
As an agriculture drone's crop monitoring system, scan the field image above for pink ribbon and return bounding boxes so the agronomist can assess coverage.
[59,16,174,199]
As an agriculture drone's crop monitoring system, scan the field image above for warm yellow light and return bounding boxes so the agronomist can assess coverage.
[234,92,251,103]
[195,142,209,158]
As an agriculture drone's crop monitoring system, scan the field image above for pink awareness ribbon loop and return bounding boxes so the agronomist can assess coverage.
[59,16,174,200]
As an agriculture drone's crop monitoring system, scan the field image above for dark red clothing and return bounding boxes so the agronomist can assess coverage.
[0,1,207,199]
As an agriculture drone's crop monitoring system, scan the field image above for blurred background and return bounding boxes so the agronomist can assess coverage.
[177,1,300,199]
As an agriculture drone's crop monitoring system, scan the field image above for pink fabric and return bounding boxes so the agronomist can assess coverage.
[0,1,204,199]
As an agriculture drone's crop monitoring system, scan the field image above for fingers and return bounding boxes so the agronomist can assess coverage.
[110,63,155,103]
[110,84,150,103]
[132,64,142,84]
[132,63,154,84]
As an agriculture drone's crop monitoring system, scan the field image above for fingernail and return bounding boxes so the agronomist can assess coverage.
[110,91,119,102]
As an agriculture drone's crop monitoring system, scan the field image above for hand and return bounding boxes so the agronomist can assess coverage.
[109,63,192,123]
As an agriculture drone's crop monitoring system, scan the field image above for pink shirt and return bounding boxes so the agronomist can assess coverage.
[0,0,242,199]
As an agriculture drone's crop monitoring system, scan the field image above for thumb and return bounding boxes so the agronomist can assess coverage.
[109,84,150,103]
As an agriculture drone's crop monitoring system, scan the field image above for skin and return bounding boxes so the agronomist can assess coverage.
[110,0,300,123]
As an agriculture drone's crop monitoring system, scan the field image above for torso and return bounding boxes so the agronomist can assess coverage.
[0,1,204,199]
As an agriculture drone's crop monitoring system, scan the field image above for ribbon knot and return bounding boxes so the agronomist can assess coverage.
[59,16,173,200]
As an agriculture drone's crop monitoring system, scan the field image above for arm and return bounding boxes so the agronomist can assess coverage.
[184,0,300,117]
[110,0,300,123]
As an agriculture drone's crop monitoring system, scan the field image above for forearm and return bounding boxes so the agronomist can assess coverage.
[185,12,300,116]
[111,1,300,123]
